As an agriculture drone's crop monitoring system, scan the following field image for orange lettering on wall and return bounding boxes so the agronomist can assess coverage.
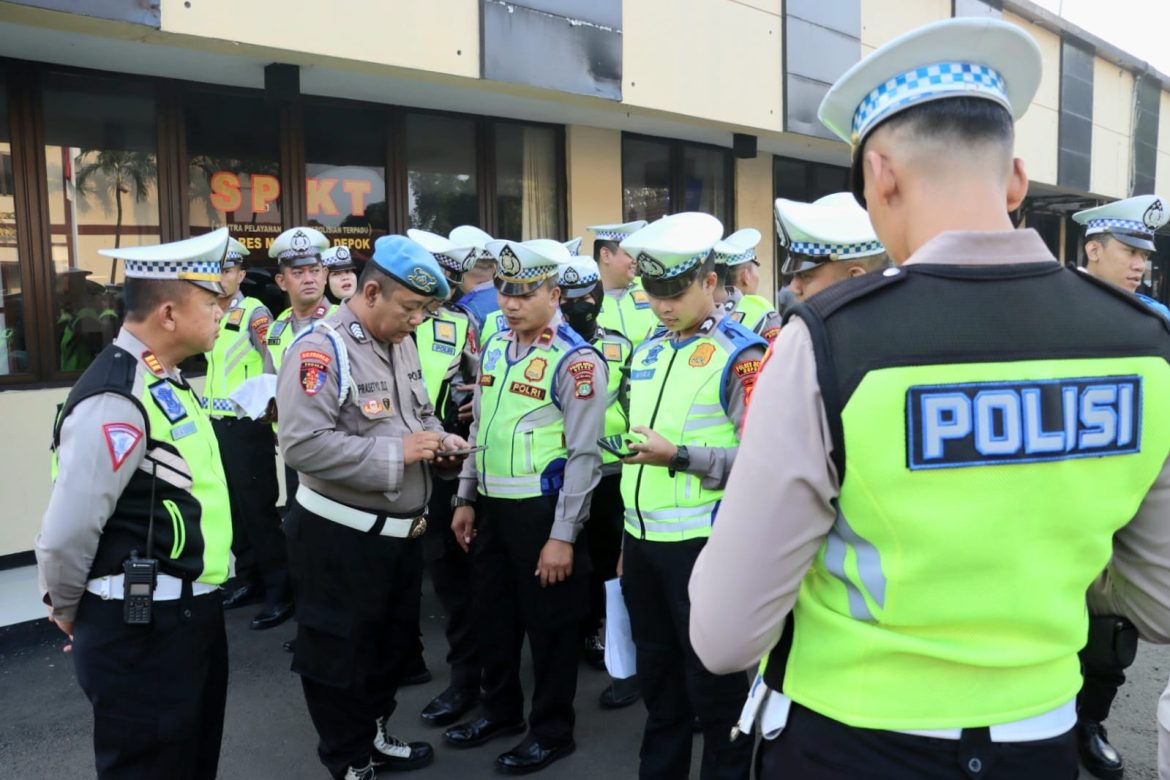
[307,178,340,217]
[251,174,281,214]
[342,180,372,216]
[209,172,243,213]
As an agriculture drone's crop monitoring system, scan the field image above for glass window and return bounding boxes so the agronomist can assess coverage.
[494,122,559,240]
[773,155,849,203]
[622,136,671,222]
[304,103,388,265]
[186,90,282,254]
[43,73,160,373]
[0,78,29,376]
[405,113,477,236]
[681,144,730,225]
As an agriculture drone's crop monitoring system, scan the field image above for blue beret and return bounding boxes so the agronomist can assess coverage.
[372,235,450,299]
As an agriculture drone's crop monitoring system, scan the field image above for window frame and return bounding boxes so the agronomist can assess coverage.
[620,132,736,227]
[0,57,568,388]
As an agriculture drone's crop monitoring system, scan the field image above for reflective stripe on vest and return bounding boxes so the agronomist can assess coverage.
[203,296,265,417]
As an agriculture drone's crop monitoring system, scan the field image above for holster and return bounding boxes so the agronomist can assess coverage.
[1081,614,1138,669]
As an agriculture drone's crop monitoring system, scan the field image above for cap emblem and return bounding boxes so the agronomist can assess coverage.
[499,246,523,276]
[292,230,310,253]
[1144,200,1165,230]
[636,253,667,278]
[407,267,438,293]
[563,267,580,285]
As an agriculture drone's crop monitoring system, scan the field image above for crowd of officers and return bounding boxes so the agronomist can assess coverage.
[30,14,1170,780]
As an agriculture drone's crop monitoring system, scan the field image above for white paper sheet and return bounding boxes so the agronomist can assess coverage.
[604,577,637,679]
[228,374,277,420]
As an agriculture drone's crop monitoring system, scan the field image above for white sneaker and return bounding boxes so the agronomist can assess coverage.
[374,717,413,760]
[343,761,375,780]
[372,716,435,771]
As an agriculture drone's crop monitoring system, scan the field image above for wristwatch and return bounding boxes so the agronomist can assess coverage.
[668,445,691,477]
[451,496,476,509]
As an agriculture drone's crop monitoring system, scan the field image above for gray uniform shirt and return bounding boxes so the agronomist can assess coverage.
[277,302,447,514]
[36,329,184,623]
[457,312,607,543]
[724,286,783,339]
[689,229,1170,675]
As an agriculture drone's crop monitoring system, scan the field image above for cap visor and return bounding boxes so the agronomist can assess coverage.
[641,271,698,299]
[1109,232,1157,252]
[559,284,596,300]
[494,278,546,297]
[781,252,831,275]
[281,256,322,268]
[190,280,225,296]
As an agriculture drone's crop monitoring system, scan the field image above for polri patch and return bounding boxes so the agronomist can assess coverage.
[906,376,1142,471]
[630,369,655,381]
[479,374,495,387]
[148,380,188,423]
[509,381,547,401]
[432,343,456,355]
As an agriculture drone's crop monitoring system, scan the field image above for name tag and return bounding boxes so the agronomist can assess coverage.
[630,369,655,381]
[907,376,1142,470]
[432,343,456,355]
[170,421,198,441]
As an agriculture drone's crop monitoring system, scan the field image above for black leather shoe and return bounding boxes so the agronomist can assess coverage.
[250,601,294,631]
[371,716,435,772]
[583,635,606,670]
[599,678,640,709]
[1077,720,1124,780]
[496,738,576,774]
[400,656,432,686]
[443,717,526,749]
[421,687,479,727]
[221,583,262,610]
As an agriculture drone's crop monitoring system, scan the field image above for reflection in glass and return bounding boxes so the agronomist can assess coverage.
[406,113,477,236]
[622,137,671,222]
[682,145,729,226]
[495,123,559,240]
[0,79,27,376]
[43,73,160,372]
[304,104,388,266]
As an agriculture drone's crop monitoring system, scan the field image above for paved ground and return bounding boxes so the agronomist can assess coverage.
[2,580,1168,779]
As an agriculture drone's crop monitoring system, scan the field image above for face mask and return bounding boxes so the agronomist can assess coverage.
[562,284,603,339]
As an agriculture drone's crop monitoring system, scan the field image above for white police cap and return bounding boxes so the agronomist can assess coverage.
[818,18,1042,203]
[223,237,250,269]
[587,220,648,242]
[558,256,601,299]
[563,237,584,256]
[268,226,329,267]
[714,228,762,267]
[321,245,358,271]
[449,225,496,263]
[99,227,229,295]
[1073,195,1168,253]
[620,213,723,299]
[775,192,885,275]
[487,238,571,296]
[407,228,478,275]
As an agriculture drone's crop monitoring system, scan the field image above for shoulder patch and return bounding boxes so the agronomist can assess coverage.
[348,321,368,342]
[102,422,143,471]
[250,314,271,341]
[631,289,650,308]
[733,358,761,406]
[141,351,165,377]
[227,308,245,328]
[762,326,781,343]
[299,351,331,396]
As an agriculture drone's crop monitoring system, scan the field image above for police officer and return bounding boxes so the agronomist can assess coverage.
[267,226,336,372]
[588,220,658,348]
[1071,193,1170,779]
[446,238,607,774]
[406,228,486,726]
[778,193,890,303]
[36,228,233,780]
[713,228,783,342]
[203,237,292,630]
[615,212,764,780]
[690,18,1170,779]
[449,224,500,330]
[556,252,640,709]
[322,244,360,304]
[277,235,468,780]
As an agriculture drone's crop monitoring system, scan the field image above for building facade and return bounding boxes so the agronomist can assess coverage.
[0,0,1168,563]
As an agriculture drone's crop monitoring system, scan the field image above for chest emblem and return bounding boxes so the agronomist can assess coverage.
[644,344,664,365]
[525,357,548,382]
[689,343,716,368]
[148,380,188,423]
[602,342,623,362]
[362,398,389,418]
[227,308,245,328]
[434,320,457,345]
[631,289,650,309]
[484,348,502,373]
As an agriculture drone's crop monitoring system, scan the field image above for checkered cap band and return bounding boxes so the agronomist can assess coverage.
[225,251,245,261]
[594,230,632,241]
[851,62,1008,143]
[787,240,885,258]
[123,258,224,279]
[199,397,236,414]
[1086,218,1152,238]
[278,248,321,262]
[434,252,466,272]
[636,251,708,280]
[560,267,599,287]
[717,249,757,264]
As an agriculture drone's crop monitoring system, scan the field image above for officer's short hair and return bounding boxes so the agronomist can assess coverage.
[714,262,731,287]
[358,260,397,296]
[873,96,1014,152]
[123,278,192,322]
[1084,233,1114,257]
[593,239,620,262]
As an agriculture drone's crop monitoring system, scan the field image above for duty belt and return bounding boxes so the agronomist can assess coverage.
[86,573,218,601]
[297,485,427,539]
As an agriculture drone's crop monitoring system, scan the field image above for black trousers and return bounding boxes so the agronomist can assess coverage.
[757,703,1079,780]
[285,505,424,778]
[622,534,753,780]
[72,587,228,780]
[422,475,481,691]
[1077,615,1138,723]
[584,472,624,636]
[212,416,288,603]
[474,495,590,745]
